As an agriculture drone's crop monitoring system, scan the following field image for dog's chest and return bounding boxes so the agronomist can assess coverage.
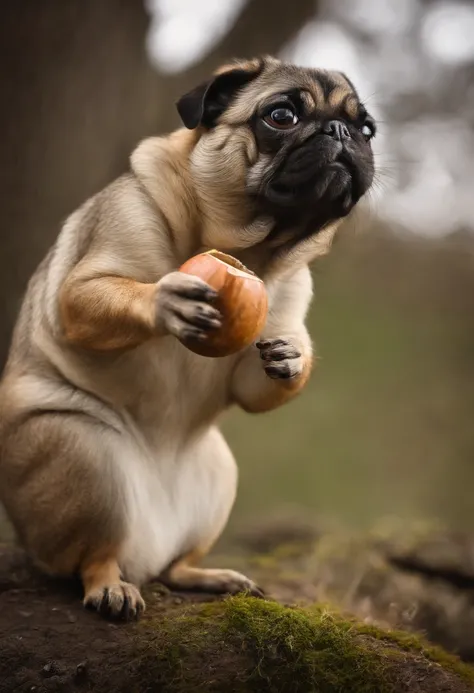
[122,337,237,435]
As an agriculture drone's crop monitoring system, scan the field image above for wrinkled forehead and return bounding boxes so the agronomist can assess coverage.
[221,63,361,125]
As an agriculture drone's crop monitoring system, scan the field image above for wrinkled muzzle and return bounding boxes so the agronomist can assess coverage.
[261,135,373,222]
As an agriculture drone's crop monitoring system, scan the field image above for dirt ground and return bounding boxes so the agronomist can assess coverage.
[2,520,474,692]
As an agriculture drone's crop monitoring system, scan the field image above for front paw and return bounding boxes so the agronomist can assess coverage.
[84,581,145,621]
[256,337,303,380]
[155,271,222,342]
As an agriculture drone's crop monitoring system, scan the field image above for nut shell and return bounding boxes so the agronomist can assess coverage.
[178,250,268,357]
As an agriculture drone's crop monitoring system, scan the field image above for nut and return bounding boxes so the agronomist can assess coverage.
[178,249,268,357]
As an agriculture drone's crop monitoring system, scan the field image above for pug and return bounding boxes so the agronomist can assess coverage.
[0,55,376,619]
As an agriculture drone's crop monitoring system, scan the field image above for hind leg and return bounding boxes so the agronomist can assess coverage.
[0,411,144,620]
[162,547,265,598]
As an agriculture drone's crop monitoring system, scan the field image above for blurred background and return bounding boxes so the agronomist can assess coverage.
[1,0,474,541]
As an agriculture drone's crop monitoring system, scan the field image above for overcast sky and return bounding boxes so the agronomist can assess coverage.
[145,0,474,238]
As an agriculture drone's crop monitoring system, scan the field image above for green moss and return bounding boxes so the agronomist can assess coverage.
[219,596,391,692]
[270,541,313,560]
[355,621,474,686]
[133,595,474,692]
[135,597,395,692]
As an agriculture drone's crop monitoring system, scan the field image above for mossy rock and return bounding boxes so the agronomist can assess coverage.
[136,595,474,693]
[223,517,474,663]
[1,545,474,692]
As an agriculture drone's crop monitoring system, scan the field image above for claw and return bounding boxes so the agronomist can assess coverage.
[84,582,145,622]
[248,585,266,599]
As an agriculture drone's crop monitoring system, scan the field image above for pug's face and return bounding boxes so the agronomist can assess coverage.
[177,56,376,251]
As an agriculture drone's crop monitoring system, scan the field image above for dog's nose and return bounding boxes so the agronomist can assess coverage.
[323,120,350,141]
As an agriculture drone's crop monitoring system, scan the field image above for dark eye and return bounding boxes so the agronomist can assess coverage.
[264,106,299,130]
[361,121,375,141]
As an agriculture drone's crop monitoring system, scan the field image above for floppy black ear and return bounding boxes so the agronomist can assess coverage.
[176,66,261,130]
